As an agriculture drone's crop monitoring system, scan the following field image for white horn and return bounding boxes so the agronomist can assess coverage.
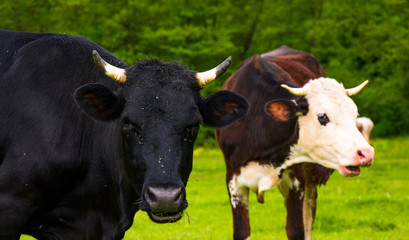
[346,80,369,96]
[93,50,127,83]
[281,84,307,96]
[196,56,232,87]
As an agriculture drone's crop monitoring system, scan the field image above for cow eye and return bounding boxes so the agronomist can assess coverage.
[123,117,131,126]
[317,113,330,126]
[122,117,132,130]
[185,125,199,135]
[122,117,141,135]
[183,124,199,142]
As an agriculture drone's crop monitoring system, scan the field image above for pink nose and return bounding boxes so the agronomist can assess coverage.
[355,147,374,167]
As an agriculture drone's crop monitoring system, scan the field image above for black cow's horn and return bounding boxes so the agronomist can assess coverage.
[345,80,369,96]
[196,56,232,87]
[93,50,127,83]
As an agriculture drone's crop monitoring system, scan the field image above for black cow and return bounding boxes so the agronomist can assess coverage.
[215,46,373,240]
[0,29,248,239]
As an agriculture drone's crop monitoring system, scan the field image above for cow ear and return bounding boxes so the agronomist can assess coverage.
[200,90,249,128]
[264,100,298,121]
[74,83,124,121]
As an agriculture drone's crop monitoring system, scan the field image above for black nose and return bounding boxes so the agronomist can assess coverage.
[144,187,184,212]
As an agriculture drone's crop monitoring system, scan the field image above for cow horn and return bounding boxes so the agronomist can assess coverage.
[281,84,307,96]
[93,50,127,83]
[345,80,369,96]
[196,56,232,87]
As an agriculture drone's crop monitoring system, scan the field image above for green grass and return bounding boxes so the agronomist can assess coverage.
[21,137,409,239]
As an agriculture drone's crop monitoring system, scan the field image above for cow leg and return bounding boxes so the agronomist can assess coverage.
[302,178,317,240]
[0,192,29,240]
[302,163,332,240]
[0,164,36,239]
[278,165,305,240]
[227,173,250,240]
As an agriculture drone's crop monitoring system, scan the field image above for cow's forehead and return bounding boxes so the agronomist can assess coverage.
[124,85,201,126]
[120,60,203,125]
[304,78,345,96]
[304,78,358,116]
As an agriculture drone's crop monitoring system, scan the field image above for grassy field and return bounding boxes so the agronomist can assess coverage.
[22,137,409,239]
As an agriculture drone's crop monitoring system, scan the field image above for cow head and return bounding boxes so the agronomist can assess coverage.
[265,78,374,177]
[74,51,249,223]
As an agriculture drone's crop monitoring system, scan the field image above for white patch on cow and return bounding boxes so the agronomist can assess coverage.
[228,176,239,208]
[292,177,300,192]
[228,175,249,209]
[281,78,374,176]
[278,170,304,200]
[236,162,281,203]
[237,162,281,192]
[277,169,303,200]
[229,162,282,206]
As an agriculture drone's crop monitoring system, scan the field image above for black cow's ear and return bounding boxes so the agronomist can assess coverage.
[264,99,298,121]
[74,83,124,121]
[200,90,249,128]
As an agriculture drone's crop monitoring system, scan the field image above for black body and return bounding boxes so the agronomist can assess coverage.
[0,29,248,239]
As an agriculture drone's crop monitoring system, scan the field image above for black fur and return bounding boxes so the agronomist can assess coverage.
[0,29,248,239]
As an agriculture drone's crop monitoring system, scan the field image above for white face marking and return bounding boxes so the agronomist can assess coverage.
[287,78,374,175]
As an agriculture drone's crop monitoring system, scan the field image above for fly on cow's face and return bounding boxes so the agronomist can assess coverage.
[317,113,330,126]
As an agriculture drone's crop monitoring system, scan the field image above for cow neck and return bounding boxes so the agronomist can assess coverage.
[263,118,300,168]
[95,121,140,223]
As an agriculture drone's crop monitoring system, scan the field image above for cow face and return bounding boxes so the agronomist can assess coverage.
[74,51,249,223]
[265,78,374,177]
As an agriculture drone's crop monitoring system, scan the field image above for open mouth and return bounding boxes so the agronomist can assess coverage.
[339,164,361,176]
[148,211,183,223]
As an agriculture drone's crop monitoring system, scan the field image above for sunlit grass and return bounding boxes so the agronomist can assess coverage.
[22,137,409,239]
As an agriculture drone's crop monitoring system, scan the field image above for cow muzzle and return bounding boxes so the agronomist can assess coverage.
[338,146,375,176]
[143,186,186,223]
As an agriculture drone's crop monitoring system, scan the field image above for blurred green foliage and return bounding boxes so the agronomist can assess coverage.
[1,0,408,140]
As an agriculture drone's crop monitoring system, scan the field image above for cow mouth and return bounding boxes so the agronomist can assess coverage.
[148,211,183,223]
[339,164,361,176]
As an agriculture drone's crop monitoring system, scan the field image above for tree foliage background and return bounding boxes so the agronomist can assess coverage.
[1,0,408,143]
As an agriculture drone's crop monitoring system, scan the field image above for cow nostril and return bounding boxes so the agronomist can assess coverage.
[355,147,374,167]
[357,150,365,158]
[174,191,183,204]
[145,186,184,210]
[146,187,158,204]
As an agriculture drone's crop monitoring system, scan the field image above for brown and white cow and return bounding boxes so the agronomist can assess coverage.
[215,46,374,240]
